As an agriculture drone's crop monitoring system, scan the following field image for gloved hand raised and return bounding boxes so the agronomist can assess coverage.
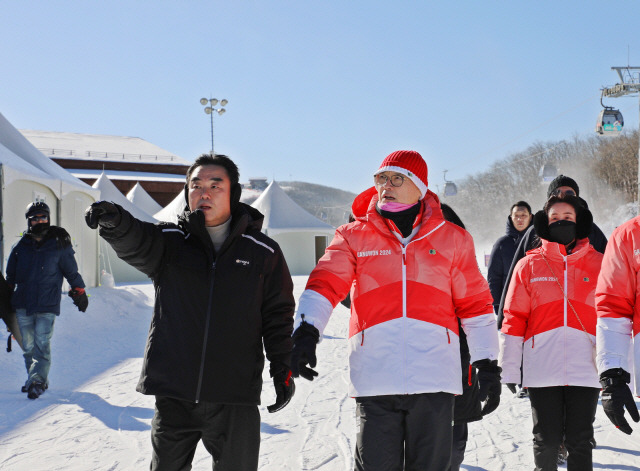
[474,359,502,416]
[291,321,320,381]
[85,201,121,229]
[68,288,88,312]
[600,368,640,435]
[267,363,295,413]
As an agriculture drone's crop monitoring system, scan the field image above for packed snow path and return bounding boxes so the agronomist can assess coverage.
[1,279,639,470]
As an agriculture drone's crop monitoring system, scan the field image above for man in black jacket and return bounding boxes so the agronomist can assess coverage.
[85,154,295,471]
[487,201,532,314]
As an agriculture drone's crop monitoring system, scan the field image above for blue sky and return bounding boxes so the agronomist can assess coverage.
[2,1,639,194]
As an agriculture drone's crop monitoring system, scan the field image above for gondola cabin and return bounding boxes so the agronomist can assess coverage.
[540,164,557,183]
[595,108,623,136]
[444,181,457,196]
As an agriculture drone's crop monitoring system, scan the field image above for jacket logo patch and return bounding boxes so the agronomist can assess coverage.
[429,249,436,254]
[357,250,392,257]
[236,259,250,266]
[530,277,557,283]
[635,249,640,256]
[583,277,589,282]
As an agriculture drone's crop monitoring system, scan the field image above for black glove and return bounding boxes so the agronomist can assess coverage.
[600,368,640,435]
[291,321,320,381]
[474,359,502,416]
[85,201,121,229]
[267,364,295,413]
[506,383,518,395]
[69,288,88,312]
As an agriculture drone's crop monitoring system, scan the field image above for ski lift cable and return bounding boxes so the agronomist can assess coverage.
[445,92,601,177]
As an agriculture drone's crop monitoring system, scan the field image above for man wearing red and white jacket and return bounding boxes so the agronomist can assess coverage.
[291,150,500,471]
[596,215,640,435]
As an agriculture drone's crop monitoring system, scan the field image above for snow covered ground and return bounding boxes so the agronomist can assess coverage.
[1,276,640,470]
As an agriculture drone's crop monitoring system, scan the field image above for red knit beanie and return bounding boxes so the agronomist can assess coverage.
[374,150,428,199]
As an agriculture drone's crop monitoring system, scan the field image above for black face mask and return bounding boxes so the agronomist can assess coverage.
[548,220,576,245]
[29,221,50,236]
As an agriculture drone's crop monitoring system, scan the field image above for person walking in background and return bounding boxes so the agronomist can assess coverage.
[441,203,496,471]
[595,215,640,435]
[487,201,532,314]
[500,195,602,470]
[291,150,501,470]
[85,154,295,471]
[488,201,533,398]
[6,201,88,400]
[497,175,607,329]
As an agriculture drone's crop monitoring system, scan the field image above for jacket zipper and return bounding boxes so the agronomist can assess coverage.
[195,260,217,403]
[402,244,407,394]
[563,255,568,383]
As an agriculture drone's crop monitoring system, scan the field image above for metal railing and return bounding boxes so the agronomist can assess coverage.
[38,148,183,162]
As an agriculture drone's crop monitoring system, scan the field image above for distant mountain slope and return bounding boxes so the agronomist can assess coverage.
[242,181,357,228]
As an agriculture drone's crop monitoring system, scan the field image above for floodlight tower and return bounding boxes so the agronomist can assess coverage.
[200,97,228,155]
[600,67,640,207]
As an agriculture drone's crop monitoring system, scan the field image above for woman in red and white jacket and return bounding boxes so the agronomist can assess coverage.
[500,195,602,471]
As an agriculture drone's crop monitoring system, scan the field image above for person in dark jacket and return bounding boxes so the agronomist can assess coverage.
[6,201,87,399]
[441,203,493,471]
[497,175,607,329]
[85,154,295,471]
[487,201,532,314]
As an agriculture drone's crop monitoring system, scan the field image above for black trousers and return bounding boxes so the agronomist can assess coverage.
[354,392,454,471]
[448,422,468,471]
[150,396,260,471]
[528,386,599,471]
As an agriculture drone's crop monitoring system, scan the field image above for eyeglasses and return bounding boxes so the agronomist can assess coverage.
[374,174,405,187]
[551,189,576,197]
[29,215,49,222]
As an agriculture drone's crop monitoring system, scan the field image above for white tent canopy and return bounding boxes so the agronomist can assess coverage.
[0,113,98,199]
[154,190,187,224]
[0,112,100,286]
[251,181,335,275]
[92,173,157,283]
[251,181,335,235]
[93,173,157,223]
[126,182,163,215]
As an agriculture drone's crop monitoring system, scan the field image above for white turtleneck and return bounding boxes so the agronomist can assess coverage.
[206,217,231,252]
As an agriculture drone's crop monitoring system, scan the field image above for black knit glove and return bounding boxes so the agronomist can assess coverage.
[600,368,640,435]
[85,201,121,229]
[474,359,502,416]
[68,288,88,312]
[267,363,295,413]
[291,321,320,381]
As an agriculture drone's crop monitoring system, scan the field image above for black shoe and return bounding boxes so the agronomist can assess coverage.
[27,382,45,400]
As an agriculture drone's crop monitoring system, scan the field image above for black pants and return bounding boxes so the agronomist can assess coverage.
[448,422,468,471]
[150,396,260,471]
[528,386,599,471]
[354,392,454,471]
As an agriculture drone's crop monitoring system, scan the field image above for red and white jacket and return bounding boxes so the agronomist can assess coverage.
[596,215,640,395]
[500,238,602,388]
[295,188,497,397]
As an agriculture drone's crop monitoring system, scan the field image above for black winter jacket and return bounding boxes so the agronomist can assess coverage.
[487,217,529,314]
[496,212,607,328]
[98,203,295,405]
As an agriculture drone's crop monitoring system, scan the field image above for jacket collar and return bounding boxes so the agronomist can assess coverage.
[351,186,445,240]
[537,237,591,260]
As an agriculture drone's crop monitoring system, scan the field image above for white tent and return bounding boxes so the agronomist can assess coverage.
[251,181,336,276]
[154,190,187,224]
[92,173,157,283]
[0,112,100,287]
[126,182,163,215]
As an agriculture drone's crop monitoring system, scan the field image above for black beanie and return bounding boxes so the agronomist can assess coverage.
[533,195,592,241]
[547,175,579,198]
